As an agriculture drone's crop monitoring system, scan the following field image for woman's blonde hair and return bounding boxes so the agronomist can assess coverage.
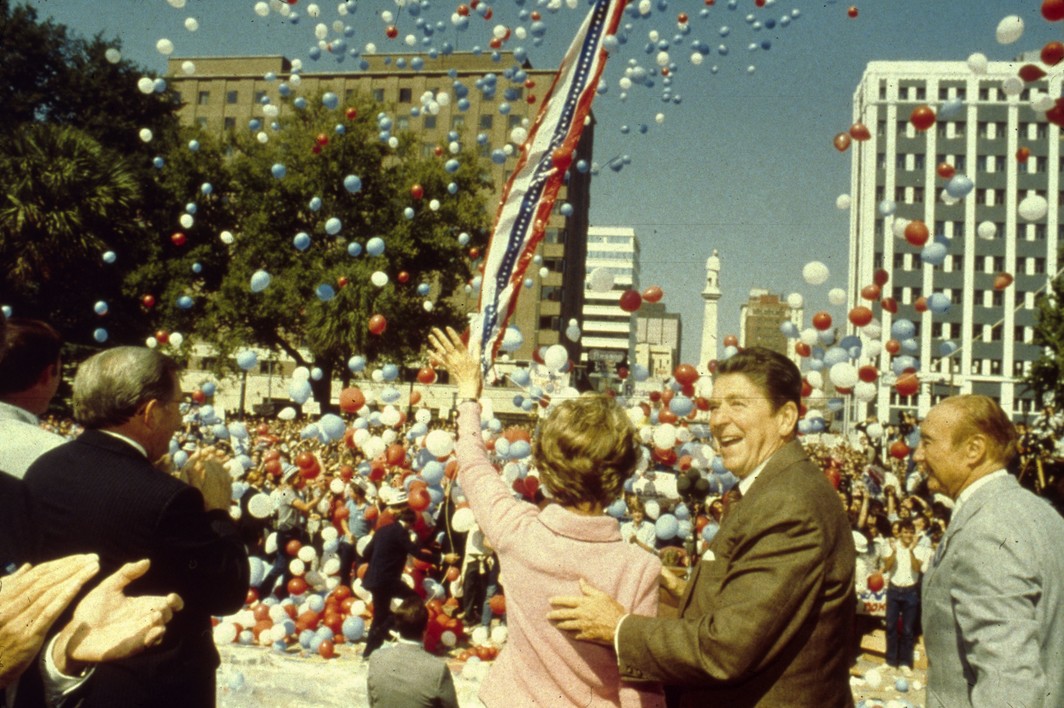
[533,394,639,508]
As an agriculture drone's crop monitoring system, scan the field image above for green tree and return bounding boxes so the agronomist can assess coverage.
[1027,252,1064,407]
[160,98,491,409]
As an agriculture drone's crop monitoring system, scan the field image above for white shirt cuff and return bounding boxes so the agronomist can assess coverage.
[40,634,94,707]
[614,613,631,665]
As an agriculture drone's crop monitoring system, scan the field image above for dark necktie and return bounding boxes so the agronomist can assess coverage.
[722,485,743,519]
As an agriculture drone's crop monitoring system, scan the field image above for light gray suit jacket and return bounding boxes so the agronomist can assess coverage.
[922,473,1064,707]
[367,641,459,708]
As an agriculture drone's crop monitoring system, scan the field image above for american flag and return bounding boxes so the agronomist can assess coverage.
[470,0,625,374]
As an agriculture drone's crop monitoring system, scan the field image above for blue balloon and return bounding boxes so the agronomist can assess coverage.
[444,158,460,173]
[669,396,694,417]
[381,363,399,381]
[366,237,385,257]
[325,217,342,235]
[271,163,286,179]
[890,319,916,340]
[674,503,690,520]
[152,156,165,169]
[177,295,194,309]
[315,284,336,301]
[93,300,108,315]
[702,522,720,543]
[417,283,431,296]
[289,380,313,405]
[248,557,265,586]
[201,382,217,396]
[342,616,365,642]
[102,251,117,264]
[319,414,346,441]
[322,92,339,109]
[347,242,362,257]
[188,140,200,152]
[343,174,362,193]
[93,327,108,343]
[928,292,951,314]
[655,514,679,540]
[945,174,974,199]
[606,499,627,518]
[236,350,258,371]
[250,270,271,292]
[939,340,959,357]
[921,242,947,266]
[309,196,322,211]
[422,461,445,486]
[632,364,650,382]
[510,368,531,386]
[293,232,311,251]
[510,440,532,459]
[348,355,366,373]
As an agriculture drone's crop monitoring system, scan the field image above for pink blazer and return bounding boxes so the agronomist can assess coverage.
[456,401,665,707]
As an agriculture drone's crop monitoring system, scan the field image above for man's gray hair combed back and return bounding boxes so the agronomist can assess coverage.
[73,347,180,429]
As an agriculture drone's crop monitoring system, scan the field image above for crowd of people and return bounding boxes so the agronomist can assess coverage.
[3,312,1064,707]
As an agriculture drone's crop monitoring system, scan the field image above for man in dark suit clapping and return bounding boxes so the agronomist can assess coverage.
[23,347,249,708]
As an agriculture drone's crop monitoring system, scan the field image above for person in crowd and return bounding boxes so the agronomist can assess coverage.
[259,465,327,598]
[458,523,496,626]
[23,346,249,707]
[429,326,665,707]
[366,596,459,708]
[338,481,370,588]
[548,347,855,707]
[619,499,657,555]
[881,518,931,676]
[0,318,67,477]
[361,502,439,658]
[916,395,1064,707]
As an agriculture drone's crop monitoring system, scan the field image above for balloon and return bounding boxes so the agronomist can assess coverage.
[832,132,851,152]
[904,220,929,247]
[830,363,859,389]
[250,270,271,292]
[895,373,919,397]
[909,105,936,131]
[655,514,678,540]
[543,344,568,371]
[995,15,1024,45]
[812,312,832,331]
[802,261,829,285]
[618,289,642,312]
[368,314,387,335]
[425,430,455,458]
[848,306,873,327]
[642,285,664,303]
[451,507,475,533]
[994,272,1014,290]
[1018,194,1048,221]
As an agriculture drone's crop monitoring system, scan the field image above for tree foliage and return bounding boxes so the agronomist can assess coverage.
[153,97,492,406]
[1027,250,1064,407]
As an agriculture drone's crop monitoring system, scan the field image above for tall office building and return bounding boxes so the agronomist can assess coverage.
[581,226,638,389]
[166,53,593,365]
[739,289,802,362]
[847,59,1059,422]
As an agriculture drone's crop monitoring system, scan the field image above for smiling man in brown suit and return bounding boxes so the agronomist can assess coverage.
[550,348,855,707]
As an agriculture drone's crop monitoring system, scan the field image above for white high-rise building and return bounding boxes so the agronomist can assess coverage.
[582,226,639,386]
[847,59,1060,423]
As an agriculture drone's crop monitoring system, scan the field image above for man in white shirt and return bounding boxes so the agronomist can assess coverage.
[881,518,931,674]
[0,318,67,478]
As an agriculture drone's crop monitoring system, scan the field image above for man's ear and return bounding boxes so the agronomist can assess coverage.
[776,401,799,436]
[964,433,989,467]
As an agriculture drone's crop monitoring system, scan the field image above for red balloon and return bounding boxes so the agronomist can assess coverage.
[416,367,437,384]
[488,594,506,615]
[171,232,187,247]
[1045,0,1064,20]
[285,538,303,557]
[994,272,1014,290]
[410,184,424,200]
[618,289,643,313]
[909,105,936,131]
[867,572,885,593]
[154,330,169,345]
[339,465,354,481]
[801,379,813,398]
[1042,40,1064,65]
[722,334,739,348]
[617,366,629,380]
[1019,64,1047,83]
[848,306,873,327]
[936,162,956,179]
[880,297,898,314]
[914,296,928,313]
[657,410,679,426]
[849,122,870,141]
[368,314,387,335]
[858,365,879,383]
[889,440,911,460]
[795,342,811,357]
[642,285,664,303]
[340,387,366,413]
[904,220,930,247]
[825,467,841,489]
[385,24,398,38]
[385,443,406,467]
[264,459,282,478]
[673,363,699,386]
[318,639,336,659]
[345,107,358,120]
[873,268,890,287]
[859,284,881,301]
[895,372,919,397]
[1016,146,1031,163]
[287,577,308,596]
[847,5,858,18]
[551,147,573,172]
[1047,97,1064,128]
[812,311,833,331]
[885,338,901,355]
[141,294,156,308]
[833,132,852,152]
[408,486,430,512]
[295,452,316,470]
[677,12,688,23]
[397,271,410,284]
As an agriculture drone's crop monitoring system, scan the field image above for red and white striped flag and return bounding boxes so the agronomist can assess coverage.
[471,0,625,374]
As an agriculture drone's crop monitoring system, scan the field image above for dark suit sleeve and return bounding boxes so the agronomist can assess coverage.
[153,486,249,614]
[618,486,830,685]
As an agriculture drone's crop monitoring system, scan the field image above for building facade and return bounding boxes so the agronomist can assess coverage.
[580,226,638,390]
[634,302,683,388]
[847,59,1060,423]
[166,53,593,368]
[739,289,802,362]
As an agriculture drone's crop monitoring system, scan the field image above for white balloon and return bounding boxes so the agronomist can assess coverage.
[829,363,858,389]
[451,507,476,533]
[805,370,824,390]
[168,332,184,348]
[277,406,296,421]
[139,128,153,143]
[1001,76,1023,97]
[1018,194,1048,221]
[156,38,175,55]
[977,221,997,240]
[137,77,155,94]
[786,293,804,309]
[828,288,847,306]
[248,493,274,519]
[184,17,199,32]
[371,271,389,288]
[329,478,345,495]
[425,429,455,458]
[292,366,310,381]
[799,327,820,346]
[180,60,196,74]
[892,217,910,240]
[835,194,851,210]
[652,424,677,450]
[297,545,317,563]
[588,267,614,293]
[854,381,877,402]
[543,344,568,371]
[967,52,988,74]
[802,261,829,286]
[288,558,305,576]
[995,15,1024,45]
[179,213,194,229]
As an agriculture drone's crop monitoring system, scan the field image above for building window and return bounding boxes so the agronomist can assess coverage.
[912,187,925,203]
[226,90,239,104]
[893,252,906,269]
[223,117,236,131]
[989,359,1002,374]
[423,115,437,129]
[195,117,208,128]
[399,88,412,103]
[451,115,465,131]
[372,88,385,102]
[992,290,1004,307]
[197,90,210,105]
[538,315,560,331]
[479,114,493,130]
[993,256,1006,272]
[1034,257,1047,274]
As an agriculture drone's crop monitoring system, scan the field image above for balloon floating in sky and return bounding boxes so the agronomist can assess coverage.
[995,15,1024,45]
[802,261,829,286]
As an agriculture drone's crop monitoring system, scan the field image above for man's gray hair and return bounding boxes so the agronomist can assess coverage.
[73,347,181,429]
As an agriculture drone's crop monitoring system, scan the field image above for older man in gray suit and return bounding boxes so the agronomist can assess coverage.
[366,597,458,708]
[916,395,1064,707]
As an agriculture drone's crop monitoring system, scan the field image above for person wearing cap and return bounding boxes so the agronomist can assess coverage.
[361,502,438,658]
[916,395,1064,707]
[259,463,327,598]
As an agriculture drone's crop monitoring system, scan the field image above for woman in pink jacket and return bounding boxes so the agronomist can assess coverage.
[429,327,664,707]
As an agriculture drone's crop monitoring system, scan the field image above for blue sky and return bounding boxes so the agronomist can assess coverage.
[25,0,1063,363]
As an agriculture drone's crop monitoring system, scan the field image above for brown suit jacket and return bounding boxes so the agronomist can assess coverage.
[618,440,856,707]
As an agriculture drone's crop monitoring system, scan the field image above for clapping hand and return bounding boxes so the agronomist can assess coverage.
[185,447,232,512]
[52,559,184,676]
[0,555,99,688]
